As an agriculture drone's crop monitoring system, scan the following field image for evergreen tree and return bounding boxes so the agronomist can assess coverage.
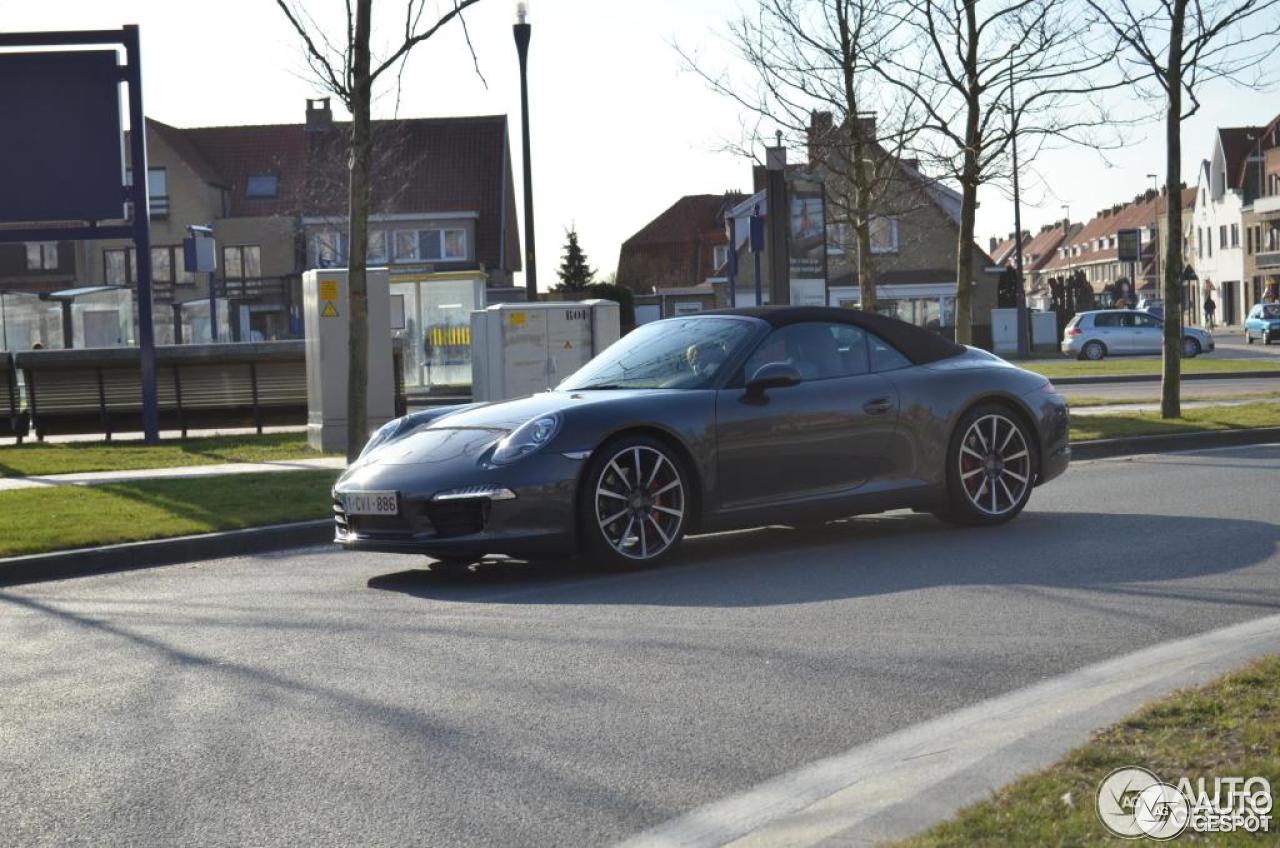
[556,228,596,291]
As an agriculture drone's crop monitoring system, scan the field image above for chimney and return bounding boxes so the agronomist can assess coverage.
[855,112,877,144]
[989,236,998,252]
[305,97,333,132]
[807,110,834,167]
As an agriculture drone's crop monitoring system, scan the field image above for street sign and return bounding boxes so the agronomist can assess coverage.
[1117,228,1141,262]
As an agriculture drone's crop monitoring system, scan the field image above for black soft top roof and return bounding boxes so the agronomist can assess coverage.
[703,306,966,365]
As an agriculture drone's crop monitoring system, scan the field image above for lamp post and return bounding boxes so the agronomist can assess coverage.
[513,1,538,300]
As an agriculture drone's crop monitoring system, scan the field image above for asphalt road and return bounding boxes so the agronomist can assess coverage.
[3,445,1280,847]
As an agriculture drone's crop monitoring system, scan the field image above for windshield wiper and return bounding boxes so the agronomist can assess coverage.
[570,383,629,390]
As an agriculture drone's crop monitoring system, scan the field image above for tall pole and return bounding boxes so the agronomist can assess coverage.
[513,3,537,300]
[1009,57,1029,358]
[124,24,160,443]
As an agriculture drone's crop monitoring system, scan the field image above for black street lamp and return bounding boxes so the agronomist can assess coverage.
[513,1,537,300]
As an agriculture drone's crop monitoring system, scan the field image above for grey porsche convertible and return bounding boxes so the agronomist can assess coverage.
[334,306,1070,568]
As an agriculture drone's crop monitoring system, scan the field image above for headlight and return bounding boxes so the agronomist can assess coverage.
[491,414,561,464]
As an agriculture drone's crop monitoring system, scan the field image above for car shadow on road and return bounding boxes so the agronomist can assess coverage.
[366,510,1280,609]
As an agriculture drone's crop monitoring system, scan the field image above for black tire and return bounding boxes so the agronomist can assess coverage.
[936,403,1036,527]
[1245,331,1253,344]
[1181,337,1201,357]
[1081,340,1106,361]
[578,434,691,569]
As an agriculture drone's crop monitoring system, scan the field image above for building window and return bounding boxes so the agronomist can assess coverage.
[1231,224,1239,248]
[104,248,135,285]
[869,217,899,254]
[712,244,729,271]
[393,230,419,262]
[418,228,468,261]
[827,221,852,255]
[125,167,168,216]
[1219,225,1227,249]
[151,247,172,284]
[245,174,279,198]
[311,230,346,267]
[223,245,262,282]
[368,230,388,264]
[25,242,58,271]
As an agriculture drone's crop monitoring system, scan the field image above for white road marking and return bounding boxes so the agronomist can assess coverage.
[615,611,1280,847]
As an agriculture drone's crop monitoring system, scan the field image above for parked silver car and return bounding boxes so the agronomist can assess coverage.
[1062,309,1214,360]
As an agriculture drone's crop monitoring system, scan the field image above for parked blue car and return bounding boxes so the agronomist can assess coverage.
[1244,303,1280,345]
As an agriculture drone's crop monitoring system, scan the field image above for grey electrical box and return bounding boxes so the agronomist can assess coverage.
[303,267,396,452]
[470,300,621,402]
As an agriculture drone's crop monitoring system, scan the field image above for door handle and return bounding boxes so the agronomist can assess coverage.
[864,397,894,415]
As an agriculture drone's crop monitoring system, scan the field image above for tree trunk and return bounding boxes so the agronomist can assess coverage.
[1160,1,1185,419]
[346,0,373,461]
[953,0,981,346]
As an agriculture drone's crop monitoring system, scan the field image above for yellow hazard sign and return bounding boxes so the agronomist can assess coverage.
[321,302,339,318]
[318,279,339,301]
[508,311,527,327]
[563,340,573,349]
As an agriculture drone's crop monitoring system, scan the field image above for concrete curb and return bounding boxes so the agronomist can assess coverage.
[1052,369,1280,385]
[3,429,1278,586]
[0,520,333,587]
[1070,426,1280,460]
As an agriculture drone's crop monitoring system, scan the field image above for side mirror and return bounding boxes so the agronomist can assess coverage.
[746,362,802,395]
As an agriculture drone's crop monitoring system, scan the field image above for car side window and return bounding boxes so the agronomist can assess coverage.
[869,332,911,372]
[743,322,870,382]
[1134,314,1161,328]
[1094,313,1119,328]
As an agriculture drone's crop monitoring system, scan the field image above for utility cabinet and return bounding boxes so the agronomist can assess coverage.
[470,300,620,402]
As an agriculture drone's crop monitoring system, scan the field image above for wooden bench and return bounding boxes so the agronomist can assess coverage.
[14,342,308,440]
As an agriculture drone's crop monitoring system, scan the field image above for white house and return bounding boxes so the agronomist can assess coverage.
[1192,126,1261,325]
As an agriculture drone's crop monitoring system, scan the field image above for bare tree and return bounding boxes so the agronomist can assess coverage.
[874,0,1124,344]
[275,0,484,460]
[1085,0,1280,418]
[678,0,925,312]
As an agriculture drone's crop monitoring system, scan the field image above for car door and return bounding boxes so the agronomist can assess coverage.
[714,321,898,509]
[1128,312,1164,354]
[1091,311,1122,351]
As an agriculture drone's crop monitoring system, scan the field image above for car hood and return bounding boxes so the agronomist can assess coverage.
[360,389,682,467]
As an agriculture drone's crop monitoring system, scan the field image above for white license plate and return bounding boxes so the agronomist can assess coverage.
[344,491,399,516]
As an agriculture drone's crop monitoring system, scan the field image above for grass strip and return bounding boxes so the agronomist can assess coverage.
[0,470,337,558]
[1071,402,1280,442]
[1026,358,1280,379]
[0,433,327,478]
[1065,391,1280,406]
[892,654,1280,846]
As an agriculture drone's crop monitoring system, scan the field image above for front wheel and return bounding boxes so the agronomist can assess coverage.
[1245,330,1254,344]
[937,405,1035,527]
[1181,337,1201,357]
[579,436,690,569]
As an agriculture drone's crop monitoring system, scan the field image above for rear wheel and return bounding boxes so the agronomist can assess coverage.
[1081,340,1106,361]
[936,404,1035,527]
[579,435,690,569]
[1181,336,1201,357]
[1245,330,1254,344]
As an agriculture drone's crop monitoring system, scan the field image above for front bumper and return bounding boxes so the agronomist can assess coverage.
[1026,389,1070,485]
[333,452,585,558]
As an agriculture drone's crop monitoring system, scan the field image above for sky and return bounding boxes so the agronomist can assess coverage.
[1,0,1274,288]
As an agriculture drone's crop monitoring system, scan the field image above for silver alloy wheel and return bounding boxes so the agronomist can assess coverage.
[957,413,1032,516]
[1181,337,1199,356]
[1084,341,1104,360]
[593,445,685,560]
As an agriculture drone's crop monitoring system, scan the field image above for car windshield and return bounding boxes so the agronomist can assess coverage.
[559,316,758,390]
[1263,305,1280,318]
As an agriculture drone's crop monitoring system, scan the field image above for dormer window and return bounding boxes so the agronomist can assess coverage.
[246,174,279,198]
